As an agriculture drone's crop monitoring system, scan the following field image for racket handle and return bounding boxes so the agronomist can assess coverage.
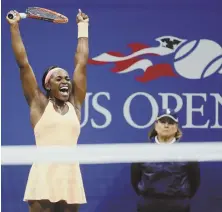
[7,12,27,20]
[20,13,27,19]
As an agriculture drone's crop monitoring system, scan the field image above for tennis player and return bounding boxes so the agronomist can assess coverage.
[7,9,89,212]
[131,109,201,212]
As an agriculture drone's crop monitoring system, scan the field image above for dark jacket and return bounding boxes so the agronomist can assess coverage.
[131,139,200,199]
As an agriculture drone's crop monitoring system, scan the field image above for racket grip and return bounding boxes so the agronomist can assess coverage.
[20,13,27,19]
[7,12,27,20]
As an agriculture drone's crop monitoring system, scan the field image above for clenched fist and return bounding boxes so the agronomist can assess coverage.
[76,9,89,24]
[6,10,21,25]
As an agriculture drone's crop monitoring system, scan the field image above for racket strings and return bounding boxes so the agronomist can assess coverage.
[27,8,64,20]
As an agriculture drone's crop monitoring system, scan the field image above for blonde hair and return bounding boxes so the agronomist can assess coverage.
[148,122,183,140]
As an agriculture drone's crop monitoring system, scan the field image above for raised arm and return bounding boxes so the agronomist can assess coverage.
[70,10,89,111]
[7,11,40,106]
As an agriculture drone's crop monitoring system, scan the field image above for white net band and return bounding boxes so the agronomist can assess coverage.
[1,142,222,165]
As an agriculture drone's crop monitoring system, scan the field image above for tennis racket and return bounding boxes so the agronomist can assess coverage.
[7,7,68,24]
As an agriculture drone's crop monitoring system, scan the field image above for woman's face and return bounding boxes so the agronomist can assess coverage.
[46,68,72,102]
[155,117,178,139]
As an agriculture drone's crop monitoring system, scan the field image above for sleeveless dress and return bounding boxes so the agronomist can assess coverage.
[23,101,86,204]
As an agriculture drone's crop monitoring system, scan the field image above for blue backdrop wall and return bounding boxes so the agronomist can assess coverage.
[2,0,222,211]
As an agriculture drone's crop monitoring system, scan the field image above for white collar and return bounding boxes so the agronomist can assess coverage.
[155,136,176,144]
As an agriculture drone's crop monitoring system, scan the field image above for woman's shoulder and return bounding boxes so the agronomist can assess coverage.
[148,137,156,143]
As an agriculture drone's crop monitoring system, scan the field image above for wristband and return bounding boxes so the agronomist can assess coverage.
[78,22,89,38]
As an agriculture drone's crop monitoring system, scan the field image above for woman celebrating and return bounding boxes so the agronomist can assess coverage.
[131,109,200,212]
[7,9,89,212]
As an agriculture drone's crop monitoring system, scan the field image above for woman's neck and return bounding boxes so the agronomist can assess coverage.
[49,97,66,107]
[155,136,176,144]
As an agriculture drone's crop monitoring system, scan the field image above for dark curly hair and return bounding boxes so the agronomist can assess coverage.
[42,65,59,97]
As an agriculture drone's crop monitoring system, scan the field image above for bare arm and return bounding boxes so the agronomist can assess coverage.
[73,37,88,106]
[70,10,89,112]
[7,11,41,106]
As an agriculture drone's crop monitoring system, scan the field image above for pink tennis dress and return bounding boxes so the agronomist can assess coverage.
[23,101,86,204]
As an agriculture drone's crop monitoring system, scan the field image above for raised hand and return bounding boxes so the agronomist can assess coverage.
[6,10,21,25]
[76,9,89,24]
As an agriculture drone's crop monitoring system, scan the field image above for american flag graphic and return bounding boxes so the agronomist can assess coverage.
[88,36,187,82]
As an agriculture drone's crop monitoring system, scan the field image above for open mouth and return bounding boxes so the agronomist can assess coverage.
[59,86,69,96]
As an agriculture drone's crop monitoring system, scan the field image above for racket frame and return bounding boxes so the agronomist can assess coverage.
[7,7,68,24]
